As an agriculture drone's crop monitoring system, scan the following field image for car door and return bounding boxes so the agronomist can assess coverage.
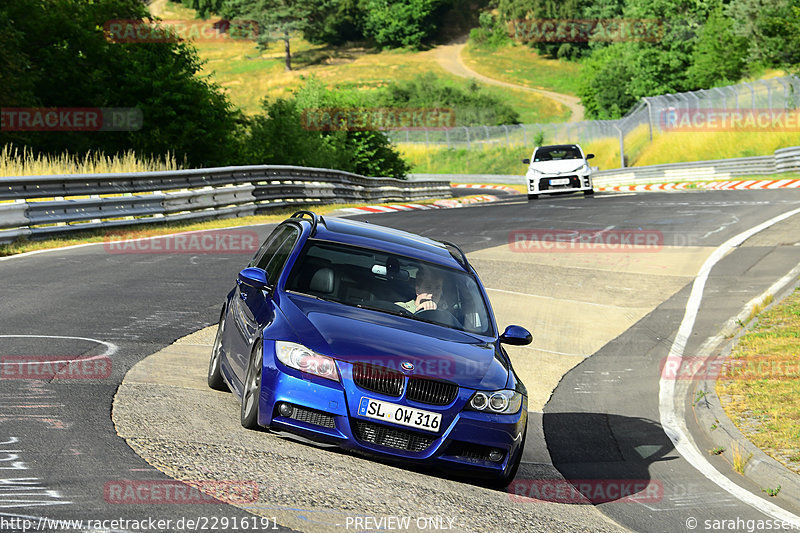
[227,224,301,385]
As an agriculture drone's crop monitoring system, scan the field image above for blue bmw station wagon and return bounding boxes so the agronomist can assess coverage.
[208,211,532,486]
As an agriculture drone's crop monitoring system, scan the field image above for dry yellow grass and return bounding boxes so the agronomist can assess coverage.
[0,145,180,177]
[635,131,800,166]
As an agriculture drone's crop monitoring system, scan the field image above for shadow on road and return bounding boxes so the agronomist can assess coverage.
[509,413,676,505]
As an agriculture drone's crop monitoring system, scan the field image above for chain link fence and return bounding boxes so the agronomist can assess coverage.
[386,76,800,168]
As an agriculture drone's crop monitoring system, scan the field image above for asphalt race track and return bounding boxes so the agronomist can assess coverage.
[2,189,800,532]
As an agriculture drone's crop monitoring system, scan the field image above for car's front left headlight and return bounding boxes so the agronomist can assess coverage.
[465,389,523,414]
[275,341,340,381]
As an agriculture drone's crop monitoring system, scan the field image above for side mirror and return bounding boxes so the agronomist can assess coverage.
[522,158,530,164]
[585,153,595,160]
[238,267,270,290]
[499,325,532,346]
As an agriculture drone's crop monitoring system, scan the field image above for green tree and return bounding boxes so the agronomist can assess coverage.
[220,0,330,70]
[727,0,800,68]
[180,0,227,17]
[362,0,452,48]
[578,0,718,119]
[686,8,749,88]
[0,0,241,166]
[376,73,520,125]
[243,79,410,178]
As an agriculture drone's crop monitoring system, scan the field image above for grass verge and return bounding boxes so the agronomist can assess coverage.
[716,286,800,475]
[461,42,583,96]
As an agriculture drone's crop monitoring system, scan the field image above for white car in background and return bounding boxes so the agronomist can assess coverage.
[523,144,595,200]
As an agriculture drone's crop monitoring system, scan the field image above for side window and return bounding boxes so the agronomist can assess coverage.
[264,227,299,283]
[250,227,284,269]
[250,225,300,281]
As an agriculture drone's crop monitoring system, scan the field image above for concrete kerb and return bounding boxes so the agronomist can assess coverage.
[691,266,800,510]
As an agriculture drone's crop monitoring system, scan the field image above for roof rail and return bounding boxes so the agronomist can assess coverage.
[290,210,325,236]
[439,240,469,269]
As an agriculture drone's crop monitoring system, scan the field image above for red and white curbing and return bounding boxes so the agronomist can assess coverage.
[338,195,500,215]
[452,183,520,194]
[599,178,800,192]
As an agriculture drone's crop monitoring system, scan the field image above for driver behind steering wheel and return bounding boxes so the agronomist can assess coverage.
[395,267,445,314]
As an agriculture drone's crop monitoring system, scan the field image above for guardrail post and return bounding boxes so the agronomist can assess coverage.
[464,126,470,150]
[613,125,625,168]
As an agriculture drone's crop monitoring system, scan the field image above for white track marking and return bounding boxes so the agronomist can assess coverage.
[0,223,277,262]
[659,206,800,526]
[0,335,118,366]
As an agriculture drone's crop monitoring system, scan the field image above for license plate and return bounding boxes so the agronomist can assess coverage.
[358,397,441,433]
[550,178,570,185]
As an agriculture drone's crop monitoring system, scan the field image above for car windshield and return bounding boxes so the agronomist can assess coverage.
[534,146,582,161]
[285,241,493,336]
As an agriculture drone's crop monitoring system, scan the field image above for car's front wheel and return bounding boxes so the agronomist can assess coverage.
[527,194,539,201]
[207,310,229,392]
[584,189,594,196]
[240,341,263,429]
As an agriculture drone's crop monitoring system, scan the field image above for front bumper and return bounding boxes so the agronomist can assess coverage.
[528,173,593,194]
[257,346,527,478]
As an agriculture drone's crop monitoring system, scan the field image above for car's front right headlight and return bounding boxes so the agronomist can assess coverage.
[275,341,340,381]
[465,389,522,414]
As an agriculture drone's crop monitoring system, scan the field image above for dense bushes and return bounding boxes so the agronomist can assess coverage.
[1,0,413,178]
[0,0,241,167]
[490,0,800,119]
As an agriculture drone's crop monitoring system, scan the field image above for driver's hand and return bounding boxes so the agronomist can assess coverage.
[415,293,437,312]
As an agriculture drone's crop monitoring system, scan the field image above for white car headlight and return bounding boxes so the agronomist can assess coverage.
[466,389,522,414]
[275,341,340,381]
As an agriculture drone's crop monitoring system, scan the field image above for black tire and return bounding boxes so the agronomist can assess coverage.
[240,341,263,430]
[207,310,229,391]
[584,189,594,196]
[527,194,539,200]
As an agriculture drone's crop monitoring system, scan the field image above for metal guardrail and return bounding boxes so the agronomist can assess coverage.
[592,146,800,186]
[412,145,800,188]
[390,76,800,169]
[0,165,451,244]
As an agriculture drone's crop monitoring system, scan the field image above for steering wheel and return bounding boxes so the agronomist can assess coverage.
[414,308,460,328]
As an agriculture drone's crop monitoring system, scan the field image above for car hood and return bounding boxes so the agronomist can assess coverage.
[528,159,587,175]
[279,294,510,390]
